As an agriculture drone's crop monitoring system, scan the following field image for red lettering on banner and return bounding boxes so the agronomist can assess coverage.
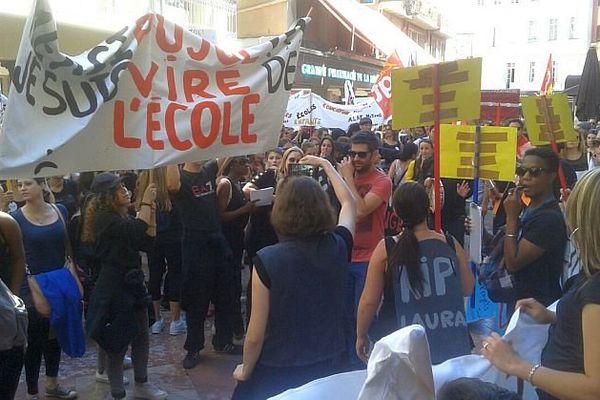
[165,103,192,151]
[241,94,259,143]
[166,62,178,101]
[114,100,141,148]
[112,95,261,150]
[221,102,238,145]
[183,70,215,100]
[187,40,211,61]
[128,63,158,98]
[146,101,163,149]
[216,70,250,96]
[191,102,221,148]
[134,14,153,44]
[239,49,258,64]
[155,15,183,53]
[216,48,242,66]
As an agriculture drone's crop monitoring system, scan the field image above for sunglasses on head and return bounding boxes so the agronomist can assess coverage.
[515,165,549,177]
[348,151,372,159]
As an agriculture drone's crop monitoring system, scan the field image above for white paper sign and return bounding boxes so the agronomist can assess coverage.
[250,187,274,206]
[469,202,483,264]
[0,0,308,178]
[283,91,384,129]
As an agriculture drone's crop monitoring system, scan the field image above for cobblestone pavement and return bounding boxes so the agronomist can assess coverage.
[14,315,241,400]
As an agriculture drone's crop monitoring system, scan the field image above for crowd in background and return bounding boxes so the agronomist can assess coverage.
[1,115,600,400]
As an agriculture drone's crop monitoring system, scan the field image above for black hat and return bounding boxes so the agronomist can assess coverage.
[359,117,373,125]
[91,172,123,194]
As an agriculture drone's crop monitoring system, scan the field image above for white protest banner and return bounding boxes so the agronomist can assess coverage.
[283,91,384,129]
[0,0,307,178]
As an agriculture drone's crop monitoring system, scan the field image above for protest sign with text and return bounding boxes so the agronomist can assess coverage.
[283,91,384,129]
[0,0,307,178]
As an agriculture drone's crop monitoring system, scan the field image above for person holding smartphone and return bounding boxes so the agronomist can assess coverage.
[232,155,356,399]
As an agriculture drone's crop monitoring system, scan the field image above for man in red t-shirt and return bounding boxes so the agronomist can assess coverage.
[339,131,392,367]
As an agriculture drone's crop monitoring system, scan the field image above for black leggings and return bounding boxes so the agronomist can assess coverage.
[25,308,61,395]
[0,346,24,399]
[147,238,182,302]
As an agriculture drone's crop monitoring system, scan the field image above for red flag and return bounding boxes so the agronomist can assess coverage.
[540,54,553,95]
[371,50,403,119]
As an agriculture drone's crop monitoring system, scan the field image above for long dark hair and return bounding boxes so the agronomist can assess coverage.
[388,182,430,296]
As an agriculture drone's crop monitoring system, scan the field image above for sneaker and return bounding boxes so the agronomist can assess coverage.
[213,343,243,354]
[123,355,133,370]
[182,352,201,369]
[151,319,164,334]
[233,334,245,346]
[169,319,187,336]
[95,371,130,385]
[45,385,77,399]
[132,382,167,400]
[26,395,39,400]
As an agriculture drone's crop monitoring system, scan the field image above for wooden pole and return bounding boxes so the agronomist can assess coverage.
[433,63,442,232]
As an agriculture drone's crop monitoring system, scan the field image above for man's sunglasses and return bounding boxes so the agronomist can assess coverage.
[348,151,372,159]
[515,165,549,177]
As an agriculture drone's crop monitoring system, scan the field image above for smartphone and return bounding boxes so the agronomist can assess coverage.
[288,163,318,179]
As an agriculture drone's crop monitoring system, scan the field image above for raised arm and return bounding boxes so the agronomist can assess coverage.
[300,155,356,235]
[166,164,181,193]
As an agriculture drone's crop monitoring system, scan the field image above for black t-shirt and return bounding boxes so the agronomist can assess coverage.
[245,169,278,256]
[441,178,472,220]
[538,272,600,400]
[564,154,588,172]
[514,201,566,306]
[52,179,79,219]
[173,161,220,233]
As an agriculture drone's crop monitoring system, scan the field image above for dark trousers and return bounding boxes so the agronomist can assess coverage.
[24,308,61,395]
[232,357,343,400]
[0,346,24,399]
[181,231,235,353]
[147,237,182,302]
[103,308,149,399]
[224,231,245,336]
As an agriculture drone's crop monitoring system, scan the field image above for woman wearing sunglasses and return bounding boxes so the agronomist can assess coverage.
[482,168,600,400]
[502,147,567,311]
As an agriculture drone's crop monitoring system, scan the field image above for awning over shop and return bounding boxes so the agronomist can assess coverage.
[318,0,437,66]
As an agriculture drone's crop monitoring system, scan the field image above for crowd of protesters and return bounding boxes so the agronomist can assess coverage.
[1,116,600,400]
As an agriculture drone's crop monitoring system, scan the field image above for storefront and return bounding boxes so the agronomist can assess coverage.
[294,48,384,102]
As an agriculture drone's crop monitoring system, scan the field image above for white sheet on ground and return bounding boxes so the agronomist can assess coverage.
[270,303,556,400]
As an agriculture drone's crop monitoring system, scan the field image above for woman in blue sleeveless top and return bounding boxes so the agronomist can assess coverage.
[232,155,356,399]
[357,182,474,365]
[10,178,77,399]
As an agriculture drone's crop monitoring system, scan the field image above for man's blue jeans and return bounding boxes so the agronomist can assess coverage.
[344,261,368,370]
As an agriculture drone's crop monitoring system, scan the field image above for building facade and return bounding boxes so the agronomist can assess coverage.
[367,0,449,61]
[0,0,237,94]
[237,0,445,102]
[447,0,595,92]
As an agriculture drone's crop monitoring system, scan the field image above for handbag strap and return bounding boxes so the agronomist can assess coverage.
[51,204,73,260]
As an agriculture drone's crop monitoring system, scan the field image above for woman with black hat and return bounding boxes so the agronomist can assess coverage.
[83,172,166,400]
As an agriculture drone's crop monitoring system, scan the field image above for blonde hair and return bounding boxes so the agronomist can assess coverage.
[565,169,600,278]
[279,146,304,177]
[135,167,172,212]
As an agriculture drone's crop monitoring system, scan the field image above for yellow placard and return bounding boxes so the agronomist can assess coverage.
[440,124,517,181]
[391,58,482,130]
[521,94,577,145]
